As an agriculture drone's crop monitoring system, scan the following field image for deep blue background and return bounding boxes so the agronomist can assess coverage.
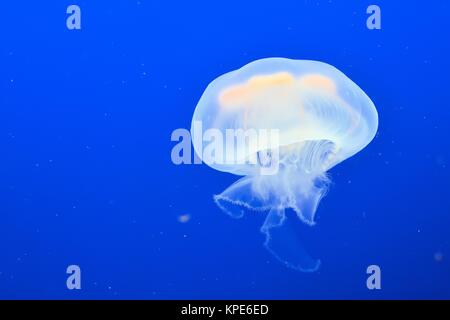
[1,0,449,299]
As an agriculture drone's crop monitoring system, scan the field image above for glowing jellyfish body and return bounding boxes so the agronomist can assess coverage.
[191,58,378,271]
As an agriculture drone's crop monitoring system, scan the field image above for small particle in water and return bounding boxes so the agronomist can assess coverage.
[436,156,446,167]
[178,214,191,223]
[434,252,443,262]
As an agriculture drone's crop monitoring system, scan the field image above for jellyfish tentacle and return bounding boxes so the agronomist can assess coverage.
[276,140,333,225]
[214,176,271,218]
[261,208,321,272]
[261,206,285,233]
[289,173,330,226]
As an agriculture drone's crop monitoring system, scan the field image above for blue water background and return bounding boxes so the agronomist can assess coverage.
[0,0,449,299]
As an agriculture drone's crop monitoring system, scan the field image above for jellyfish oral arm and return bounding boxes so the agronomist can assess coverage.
[261,208,321,272]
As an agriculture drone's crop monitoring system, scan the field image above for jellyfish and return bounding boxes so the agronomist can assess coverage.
[191,58,378,271]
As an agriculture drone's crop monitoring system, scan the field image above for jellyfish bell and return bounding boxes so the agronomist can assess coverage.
[191,57,378,272]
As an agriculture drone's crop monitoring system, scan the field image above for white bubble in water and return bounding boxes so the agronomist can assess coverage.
[434,251,444,263]
[178,214,191,223]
